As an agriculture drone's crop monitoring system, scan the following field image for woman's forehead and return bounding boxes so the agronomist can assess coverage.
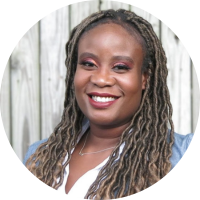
[80,23,134,40]
[78,21,146,54]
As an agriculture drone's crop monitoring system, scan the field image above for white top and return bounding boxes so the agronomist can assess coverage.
[57,119,124,199]
[57,152,109,199]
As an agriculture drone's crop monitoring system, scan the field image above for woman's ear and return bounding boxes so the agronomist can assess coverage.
[142,71,148,90]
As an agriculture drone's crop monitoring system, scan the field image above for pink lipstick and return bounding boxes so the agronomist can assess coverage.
[87,92,120,109]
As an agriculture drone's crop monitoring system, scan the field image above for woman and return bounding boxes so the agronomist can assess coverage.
[24,9,193,199]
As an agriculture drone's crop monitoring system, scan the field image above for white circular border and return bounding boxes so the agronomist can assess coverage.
[0,0,199,200]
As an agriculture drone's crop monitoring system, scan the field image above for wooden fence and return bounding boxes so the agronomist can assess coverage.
[0,1,199,161]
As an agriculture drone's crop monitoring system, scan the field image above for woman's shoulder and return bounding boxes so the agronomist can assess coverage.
[170,132,194,169]
[23,138,48,165]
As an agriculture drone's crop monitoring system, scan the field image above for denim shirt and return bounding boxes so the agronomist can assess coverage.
[170,132,193,169]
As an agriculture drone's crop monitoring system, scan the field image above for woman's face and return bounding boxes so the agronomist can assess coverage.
[74,23,147,128]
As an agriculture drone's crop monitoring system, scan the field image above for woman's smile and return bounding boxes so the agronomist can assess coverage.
[74,23,147,127]
[91,96,117,103]
[87,92,120,109]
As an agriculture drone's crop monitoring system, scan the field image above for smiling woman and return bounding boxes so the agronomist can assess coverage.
[23,9,193,199]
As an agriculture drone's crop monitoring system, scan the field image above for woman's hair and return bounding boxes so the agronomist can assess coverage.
[26,9,174,199]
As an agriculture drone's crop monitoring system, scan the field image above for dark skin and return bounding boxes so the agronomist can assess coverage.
[65,23,147,194]
[65,127,123,194]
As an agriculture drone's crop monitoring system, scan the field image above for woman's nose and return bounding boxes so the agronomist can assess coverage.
[90,67,116,87]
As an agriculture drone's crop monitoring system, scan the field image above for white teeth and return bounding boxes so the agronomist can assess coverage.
[92,96,116,102]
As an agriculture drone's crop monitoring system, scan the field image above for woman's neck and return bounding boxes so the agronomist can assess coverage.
[84,121,130,150]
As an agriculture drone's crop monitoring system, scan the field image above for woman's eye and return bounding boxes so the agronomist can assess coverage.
[80,61,96,68]
[113,64,130,71]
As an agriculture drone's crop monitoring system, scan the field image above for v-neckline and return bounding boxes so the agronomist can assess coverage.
[66,155,110,195]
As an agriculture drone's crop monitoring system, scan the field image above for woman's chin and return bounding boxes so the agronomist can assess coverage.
[88,116,130,129]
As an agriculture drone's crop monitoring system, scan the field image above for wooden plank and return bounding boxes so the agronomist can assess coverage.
[40,7,69,139]
[100,0,130,10]
[130,6,160,38]
[70,1,99,30]
[0,60,11,142]
[161,23,191,135]
[191,63,200,133]
[10,23,40,161]
[178,47,192,134]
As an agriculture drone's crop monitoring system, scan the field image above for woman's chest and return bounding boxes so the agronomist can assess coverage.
[65,147,111,194]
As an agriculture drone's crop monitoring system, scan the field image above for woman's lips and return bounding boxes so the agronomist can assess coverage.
[87,92,120,108]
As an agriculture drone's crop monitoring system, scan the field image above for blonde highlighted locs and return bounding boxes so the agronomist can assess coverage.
[26,9,174,199]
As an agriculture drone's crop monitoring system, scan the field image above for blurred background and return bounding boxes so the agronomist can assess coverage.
[0,0,199,161]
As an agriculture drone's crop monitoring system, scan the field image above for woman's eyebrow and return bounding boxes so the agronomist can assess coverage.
[112,56,134,63]
[78,52,98,60]
[78,53,134,63]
